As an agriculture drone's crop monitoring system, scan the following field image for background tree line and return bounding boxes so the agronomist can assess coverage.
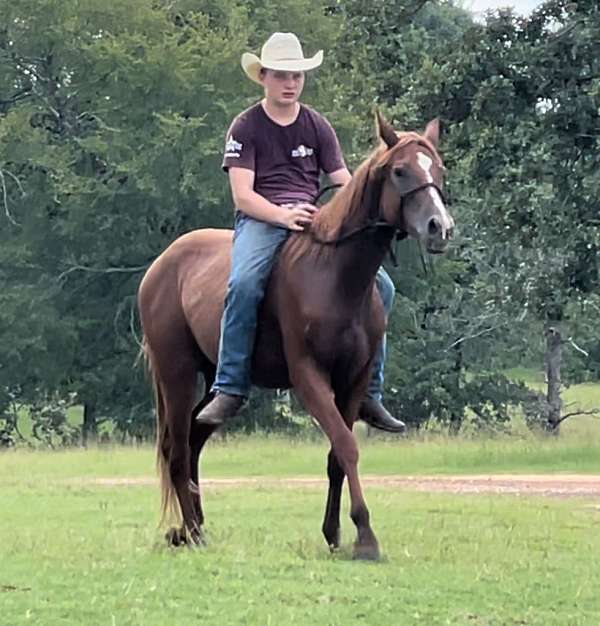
[0,0,598,445]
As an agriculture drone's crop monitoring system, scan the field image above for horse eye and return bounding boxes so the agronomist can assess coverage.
[393,166,404,177]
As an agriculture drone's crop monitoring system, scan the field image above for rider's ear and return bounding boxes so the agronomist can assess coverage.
[423,118,440,149]
[375,109,399,149]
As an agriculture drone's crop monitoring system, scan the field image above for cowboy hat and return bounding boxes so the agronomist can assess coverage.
[241,32,323,84]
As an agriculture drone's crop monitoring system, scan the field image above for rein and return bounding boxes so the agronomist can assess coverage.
[310,181,445,267]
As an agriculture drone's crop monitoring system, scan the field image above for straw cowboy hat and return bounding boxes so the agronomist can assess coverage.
[241,32,323,84]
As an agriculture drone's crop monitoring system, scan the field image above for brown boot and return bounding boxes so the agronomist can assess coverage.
[195,392,245,426]
[359,398,406,434]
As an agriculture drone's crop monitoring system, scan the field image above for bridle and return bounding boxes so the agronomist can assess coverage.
[309,180,446,266]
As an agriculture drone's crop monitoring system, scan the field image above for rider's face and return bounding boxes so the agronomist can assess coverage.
[260,70,305,106]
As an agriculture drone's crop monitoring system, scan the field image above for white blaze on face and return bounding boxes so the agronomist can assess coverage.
[417,151,451,223]
[417,152,434,182]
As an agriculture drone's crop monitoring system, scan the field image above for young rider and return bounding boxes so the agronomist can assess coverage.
[196,33,405,433]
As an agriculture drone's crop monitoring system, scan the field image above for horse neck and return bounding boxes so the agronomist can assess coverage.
[311,171,373,241]
[331,230,393,304]
[309,199,393,305]
[307,156,392,302]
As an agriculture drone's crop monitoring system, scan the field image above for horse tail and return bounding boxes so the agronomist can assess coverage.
[142,336,180,526]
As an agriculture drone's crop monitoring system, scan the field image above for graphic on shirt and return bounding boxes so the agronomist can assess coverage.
[291,144,314,158]
[225,135,243,157]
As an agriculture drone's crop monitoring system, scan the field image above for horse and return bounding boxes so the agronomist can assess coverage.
[138,111,454,559]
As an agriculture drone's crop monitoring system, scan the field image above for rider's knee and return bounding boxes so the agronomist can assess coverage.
[227,270,265,304]
[376,269,395,313]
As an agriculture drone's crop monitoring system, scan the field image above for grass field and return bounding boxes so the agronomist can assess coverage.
[3,422,600,482]
[2,371,599,624]
[2,437,600,625]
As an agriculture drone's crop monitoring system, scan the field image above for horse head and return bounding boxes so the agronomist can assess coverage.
[370,111,454,254]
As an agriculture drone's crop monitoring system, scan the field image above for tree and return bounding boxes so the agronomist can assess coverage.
[416,0,600,430]
[2,0,597,442]
[0,0,344,439]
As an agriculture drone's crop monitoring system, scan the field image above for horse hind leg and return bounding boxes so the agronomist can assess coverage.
[158,361,204,546]
[188,364,217,529]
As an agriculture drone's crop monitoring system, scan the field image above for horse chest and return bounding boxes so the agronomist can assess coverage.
[303,316,370,364]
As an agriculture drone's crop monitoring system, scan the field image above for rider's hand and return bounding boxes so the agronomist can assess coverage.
[280,203,319,231]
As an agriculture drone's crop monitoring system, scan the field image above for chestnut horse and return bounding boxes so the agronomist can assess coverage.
[138,113,454,559]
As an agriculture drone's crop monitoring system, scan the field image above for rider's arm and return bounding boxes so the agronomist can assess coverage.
[223,116,288,224]
[229,168,314,231]
[228,167,285,225]
[327,168,352,187]
[317,114,348,183]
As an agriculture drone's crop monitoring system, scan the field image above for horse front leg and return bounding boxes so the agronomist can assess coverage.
[290,358,380,560]
[322,383,368,551]
[322,448,344,551]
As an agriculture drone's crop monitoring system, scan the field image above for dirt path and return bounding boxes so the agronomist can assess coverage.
[84,474,600,498]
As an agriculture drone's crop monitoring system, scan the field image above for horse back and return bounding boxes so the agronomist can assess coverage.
[139,228,291,387]
[139,229,232,362]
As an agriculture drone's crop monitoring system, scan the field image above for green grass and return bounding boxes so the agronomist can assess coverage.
[2,434,600,625]
[2,426,600,483]
[1,474,599,625]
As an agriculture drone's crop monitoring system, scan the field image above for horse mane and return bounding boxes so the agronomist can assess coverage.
[287,131,442,262]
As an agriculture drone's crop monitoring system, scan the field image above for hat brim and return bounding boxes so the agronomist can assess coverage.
[241,50,323,85]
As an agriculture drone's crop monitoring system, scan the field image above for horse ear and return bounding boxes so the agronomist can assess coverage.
[375,109,399,149]
[423,118,440,148]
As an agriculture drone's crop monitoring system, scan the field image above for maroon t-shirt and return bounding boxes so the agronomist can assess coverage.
[222,102,346,205]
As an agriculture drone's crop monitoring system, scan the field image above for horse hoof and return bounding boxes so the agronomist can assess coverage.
[352,541,381,561]
[189,528,206,547]
[165,526,205,548]
[323,526,341,552]
[165,527,187,547]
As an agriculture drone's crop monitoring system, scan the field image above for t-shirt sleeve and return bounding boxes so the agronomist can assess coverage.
[317,115,347,174]
[222,114,255,172]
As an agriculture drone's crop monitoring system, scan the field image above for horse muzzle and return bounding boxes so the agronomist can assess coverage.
[425,215,454,254]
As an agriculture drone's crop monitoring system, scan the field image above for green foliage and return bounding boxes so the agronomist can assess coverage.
[27,393,80,446]
[434,1,600,324]
[376,0,600,430]
[1,0,598,443]
[234,389,313,434]
[0,0,344,441]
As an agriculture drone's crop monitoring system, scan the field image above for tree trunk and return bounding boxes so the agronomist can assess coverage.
[545,326,562,433]
[448,343,463,436]
[82,402,98,447]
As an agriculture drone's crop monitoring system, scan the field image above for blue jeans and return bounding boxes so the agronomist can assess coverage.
[213,214,395,402]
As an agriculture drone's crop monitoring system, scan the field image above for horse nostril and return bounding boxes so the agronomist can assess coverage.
[428,217,441,236]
